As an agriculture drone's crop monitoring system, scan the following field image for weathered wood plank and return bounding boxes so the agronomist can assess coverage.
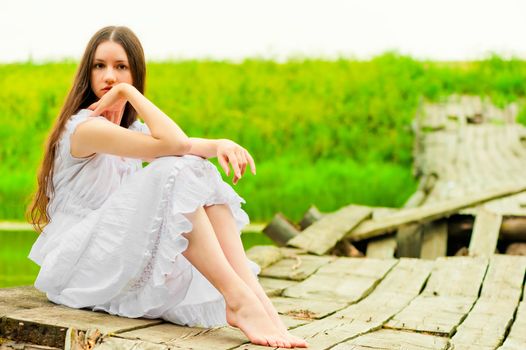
[332,329,449,350]
[288,205,372,255]
[0,305,162,348]
[420,220,448,260]
[365,236,396,258]
[93,336,172,349]
[282,258,397,303]
[239,259,433,350]
[347,184,526,242]
[120,324,247,350]
[469,208,502,257]
[385,257,487,336]
[396,223,423,258]
[269,296,347,320]
[498,302,526,349]
[116,322,208,344]
[451,255,526,349]
[0,286,51,317]
[258,277,299,297]
[245,246,306,270]
[259,255,335,281]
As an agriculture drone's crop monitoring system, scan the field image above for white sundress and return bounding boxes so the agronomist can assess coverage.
[28,109,261,327]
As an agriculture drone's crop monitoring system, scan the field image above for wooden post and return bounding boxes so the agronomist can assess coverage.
[396,223,423,258]
[299,205,324,230]
[263,213,300,247]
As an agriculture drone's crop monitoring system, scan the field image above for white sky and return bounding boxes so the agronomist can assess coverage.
[2,0,526,63]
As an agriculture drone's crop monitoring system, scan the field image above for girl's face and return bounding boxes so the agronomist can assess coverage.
[91,41,133,99]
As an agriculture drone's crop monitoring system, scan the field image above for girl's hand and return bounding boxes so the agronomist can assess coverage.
[88,83,129,125]
[217,139,256,185]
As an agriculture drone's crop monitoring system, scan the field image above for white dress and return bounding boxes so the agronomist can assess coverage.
[28,109,261,327]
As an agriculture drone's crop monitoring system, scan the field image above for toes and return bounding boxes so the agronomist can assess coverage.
[280,338,292,348]
[270,336,291,348]
[252,336,270,347]
[289,335,308,348]
[265,336,278,347]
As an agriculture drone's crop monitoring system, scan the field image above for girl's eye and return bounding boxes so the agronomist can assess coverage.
[94,63,104,69]
[117,64,128,70]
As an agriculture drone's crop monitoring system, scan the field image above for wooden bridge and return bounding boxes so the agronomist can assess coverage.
[2,95,526,349]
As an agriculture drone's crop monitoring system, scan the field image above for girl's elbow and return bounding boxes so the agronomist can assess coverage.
[169,137,192,155]
[180,138,192,154]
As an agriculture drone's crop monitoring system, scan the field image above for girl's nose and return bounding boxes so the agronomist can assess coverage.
[104,67,116,83]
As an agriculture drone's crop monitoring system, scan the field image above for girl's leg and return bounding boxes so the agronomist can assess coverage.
[204,204,308,348]
[181,207,292,348]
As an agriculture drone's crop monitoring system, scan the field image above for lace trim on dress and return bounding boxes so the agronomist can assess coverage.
[95,157,251,319]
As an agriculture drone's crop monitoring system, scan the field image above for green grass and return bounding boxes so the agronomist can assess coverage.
[0,230,274,288]
[2,54,526,287]
[0,231,40,288]
[2,53,526,223]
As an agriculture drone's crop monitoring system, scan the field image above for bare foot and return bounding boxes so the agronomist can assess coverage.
[226,291,293,348]
[255,292,309,348]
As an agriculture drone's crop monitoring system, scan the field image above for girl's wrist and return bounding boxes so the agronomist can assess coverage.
[117,83,133,98]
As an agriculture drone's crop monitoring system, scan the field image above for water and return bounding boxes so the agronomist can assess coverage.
[0,230,274,288]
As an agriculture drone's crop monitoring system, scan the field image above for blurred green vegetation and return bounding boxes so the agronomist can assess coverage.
[1,53,526,224]
[0,231,40,287]
[0,230,273,288]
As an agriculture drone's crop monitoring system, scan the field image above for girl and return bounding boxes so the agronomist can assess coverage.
[27,26,308,348]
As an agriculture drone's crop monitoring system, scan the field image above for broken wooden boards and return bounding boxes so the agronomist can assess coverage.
[3,250,526,349]
[287,205,372,255]
[284,183,526,259]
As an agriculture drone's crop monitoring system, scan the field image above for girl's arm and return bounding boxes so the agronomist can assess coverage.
[187,137,220,159]
[72,83,191,159]
[188,137,256,184]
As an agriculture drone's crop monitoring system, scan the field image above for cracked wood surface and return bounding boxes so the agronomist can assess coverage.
[2,251,526,349]
[287,205,372,255]
[385,257,487,336]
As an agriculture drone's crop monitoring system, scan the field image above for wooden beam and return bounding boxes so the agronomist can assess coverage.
[396,223,423,258]
[469,208,502,257]
[420,220,448,260]
[288,205,372,255]
[263,213,300,247]
[347,183,526,242]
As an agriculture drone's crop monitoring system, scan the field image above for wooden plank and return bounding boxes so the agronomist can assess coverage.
[117,322,208,343]
[245,246,305,270]
[121,323,247,350]
[499,302,526,349]
[234,259,433,350]
[258,277,299,297]
[451,255,526,349]
[347,184,526,242]
[259,255,335,281]
[0,286,51,317]
[280,314,313,329]
[287,205,372,255]
[365,236,396,258]
[385,257,487,336]
[396,223,423,258]
[332,329,449,350]
[269,296,347,320]
[420,220,448,259]
[89,336,171,350]
[0,305,162,349]
[282,258,397,303]
[469,208,502,257]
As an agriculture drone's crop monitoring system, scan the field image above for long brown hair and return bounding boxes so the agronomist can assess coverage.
[27,26,146,233]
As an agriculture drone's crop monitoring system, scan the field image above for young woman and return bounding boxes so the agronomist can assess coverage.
[27,26,308,348]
